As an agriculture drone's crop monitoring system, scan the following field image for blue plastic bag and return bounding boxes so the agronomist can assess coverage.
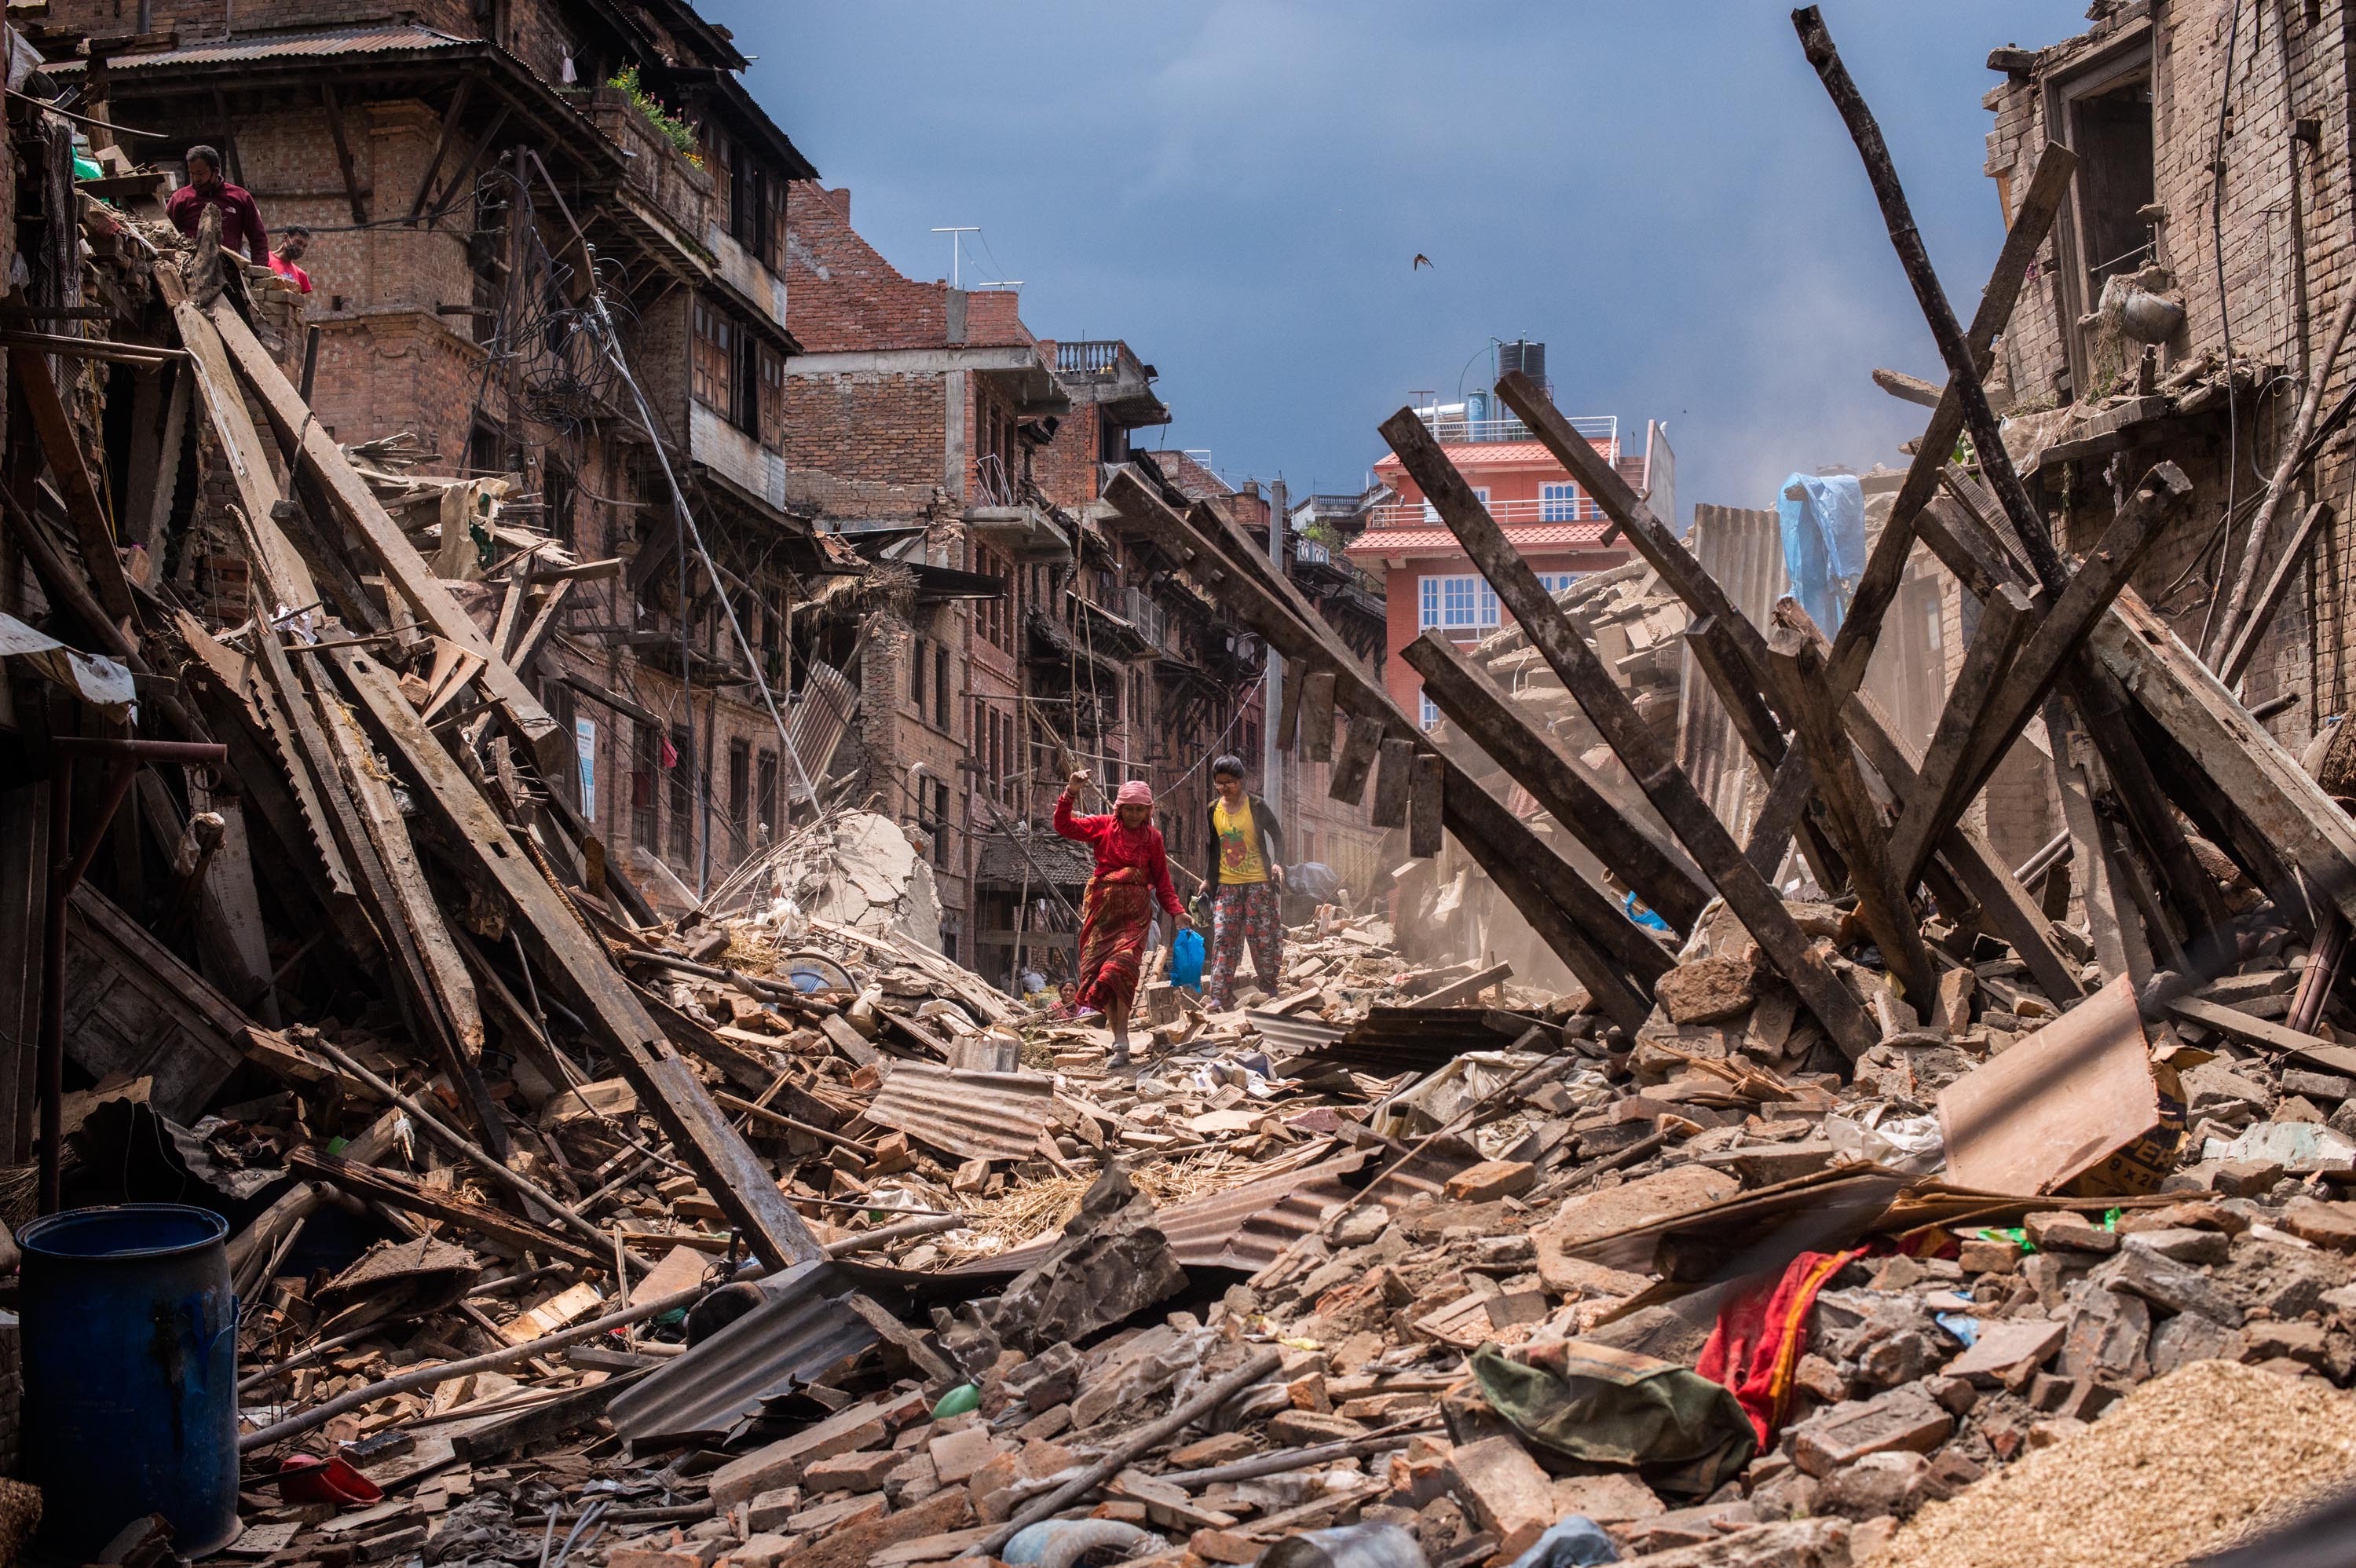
[1776,472,1867,635]
[1171,927,1205,990]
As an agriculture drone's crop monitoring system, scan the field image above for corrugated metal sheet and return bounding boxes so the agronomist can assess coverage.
[605,1259,879,1446]
[785,659,855,800]
[867,1063,1053,1164]
[946,1164,1355,1278]
[1248,1008,1345,1055]
[92,24,473,70]
[1675,505,1784,839]
[1282,1007,1523,1076]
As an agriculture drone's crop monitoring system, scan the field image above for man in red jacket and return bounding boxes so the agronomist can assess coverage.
[166,144,269,265]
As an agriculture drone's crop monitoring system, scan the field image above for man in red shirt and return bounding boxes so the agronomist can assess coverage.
[269,225,313,294]
[165,144,269,265]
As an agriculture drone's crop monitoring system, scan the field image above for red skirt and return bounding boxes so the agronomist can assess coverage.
[1076,868,1154,1014]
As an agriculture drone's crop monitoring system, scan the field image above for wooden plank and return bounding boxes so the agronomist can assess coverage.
[1403,630,1710,931]
[1411,962,1511,1009]
[1328,713,1382,806]
[1114,471,1659,1015]
[408,75,477,219]
[1882,581,2036,889]
[2170,993,2343,1056]
[199,298,569,772]
[1300,669,1337,762]
[320,84,369,225]
[1370,736,1414,830]
[325,647,826,1271]
[1409,750,1444,860]
[7,336,137,621]
[2050,704,2136,985]
[1893,463,2190,883]
[1274,653,1305,750]
[1765,611,1934,1009]
[65,883,246,1120]
[509,578,576,674]
[1380,410,1875,1058]
[2220,501,2329,687]
[1824,143,2079,696]
[291,1149,602,1267]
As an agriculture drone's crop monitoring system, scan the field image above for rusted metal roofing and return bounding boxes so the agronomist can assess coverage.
[605,1259,879,1446]
[947,1164,1354,1278]
[1282,1007,1527,1076]
[85,24,475,71]
[1247,1008,1346,1056]
[866,1063,1054,1164]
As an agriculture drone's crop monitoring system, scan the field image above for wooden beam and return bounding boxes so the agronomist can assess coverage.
[7,337,137,622]
[1403,630,1710,932]
[1410,750,1444,860]
[1370,736,1414,830]
[200,298,569,773]
[2220,501,2329,687]
[410,75,478,220]
[1328,712,1383,805]
[1827,143,2079,696]
[1381,409,1875,1058]
[1300,669,1337,762]
[425,105,510,226]
[1765,609,1934,1010]
[321,85,369,226]
[324,647,826,1272]
[509,578,578,674]
[292,1149,601,1267]
[1117,472,1659,1015]
[1881,582,2036,890]
[1893,463,2190,884]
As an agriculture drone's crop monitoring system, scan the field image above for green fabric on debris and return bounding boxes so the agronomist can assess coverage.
[1471,1338,1756,1497]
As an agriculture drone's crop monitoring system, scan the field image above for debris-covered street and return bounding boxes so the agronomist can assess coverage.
[8,2,2356,1566]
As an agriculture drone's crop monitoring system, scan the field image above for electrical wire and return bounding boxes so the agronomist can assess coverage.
[2198,0,2249,652]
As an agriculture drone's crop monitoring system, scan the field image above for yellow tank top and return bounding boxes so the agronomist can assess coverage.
[1213,797,1268,884]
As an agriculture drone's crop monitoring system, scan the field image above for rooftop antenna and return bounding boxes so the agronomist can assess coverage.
[931,227,980,289]
[976,280,1024,290]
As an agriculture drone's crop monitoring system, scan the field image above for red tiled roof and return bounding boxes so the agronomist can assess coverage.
[1372,440,1581,472]
[1345,521,1615,555]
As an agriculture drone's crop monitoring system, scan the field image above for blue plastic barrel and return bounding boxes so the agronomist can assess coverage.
[18,1204,239,1558]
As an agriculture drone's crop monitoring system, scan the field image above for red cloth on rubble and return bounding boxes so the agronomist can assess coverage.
[1696,1248,1862,1449]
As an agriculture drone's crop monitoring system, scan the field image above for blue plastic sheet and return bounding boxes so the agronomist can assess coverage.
[1777,473,1868,635]
[1170,927,1205,990]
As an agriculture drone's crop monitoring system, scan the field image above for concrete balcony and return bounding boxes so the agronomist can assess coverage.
[1052,339,1169,430]
[964,500,1072,563]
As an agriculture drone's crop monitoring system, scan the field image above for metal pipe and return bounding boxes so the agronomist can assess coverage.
[38,737,229,1212]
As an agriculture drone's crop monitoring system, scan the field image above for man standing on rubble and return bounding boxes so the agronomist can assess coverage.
[1054,771,1187,1066]
[1202,754,1286,1011]
[166,144,269,266]
[269,225,314,294]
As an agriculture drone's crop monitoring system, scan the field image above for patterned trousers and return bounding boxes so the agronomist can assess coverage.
[1206,881,1282,1011]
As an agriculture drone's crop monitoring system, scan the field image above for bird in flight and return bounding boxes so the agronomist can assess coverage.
[1413,254,1433,270]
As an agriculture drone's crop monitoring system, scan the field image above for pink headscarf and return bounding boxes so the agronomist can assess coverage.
[1115,779,1154,807]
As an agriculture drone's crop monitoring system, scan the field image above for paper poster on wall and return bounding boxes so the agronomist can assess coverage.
[576,717,597,821]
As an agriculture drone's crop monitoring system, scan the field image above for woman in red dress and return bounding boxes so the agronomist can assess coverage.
[1053,772,1188,1064]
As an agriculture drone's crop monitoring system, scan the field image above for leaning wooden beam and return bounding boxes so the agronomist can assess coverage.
[1879,581,2036,891]
[1889,463,2193,888]
[1795,5,2067,593]
[1381,411,1876,1057]
[2219,501,2330,688]
[324,645,825,1271]
[7,334,139,623]
[1826,143,2078,696]
[1120,472,1661,1019]
[1495,375,1849,892]
[200,297,569,772]
[2050,703,2145,985]
[1403,631,1710,932]
[291,1148,603,1268]
[1764,609,1934,1007]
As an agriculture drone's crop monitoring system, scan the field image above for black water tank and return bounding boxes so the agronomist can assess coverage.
[1498,339,1547,386]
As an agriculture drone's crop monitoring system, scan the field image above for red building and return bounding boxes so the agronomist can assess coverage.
[1348,355,1672,721]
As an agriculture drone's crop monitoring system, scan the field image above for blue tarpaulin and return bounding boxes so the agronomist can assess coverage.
[1776,473,1867,636]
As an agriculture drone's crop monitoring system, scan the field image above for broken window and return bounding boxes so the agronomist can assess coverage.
[727,738,750,857]
[668,726,694,861]
[911,636,927,707]
[756,747,778,841]
[758,344,787,450]
[631,722,658,853]
[2047,29,2156,393]
[692,300,734,415]
[935,645,951,729]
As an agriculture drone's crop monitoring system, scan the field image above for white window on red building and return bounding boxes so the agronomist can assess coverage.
[1419,574,1498,630]
[1538,572,1579,597]
[1540,481,1581,521]
[1419,690,1440,730]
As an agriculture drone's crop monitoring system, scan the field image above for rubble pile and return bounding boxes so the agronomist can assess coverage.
[16,11,2356,1568]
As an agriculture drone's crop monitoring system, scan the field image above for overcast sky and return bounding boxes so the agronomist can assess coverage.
[712,2,2088,524]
